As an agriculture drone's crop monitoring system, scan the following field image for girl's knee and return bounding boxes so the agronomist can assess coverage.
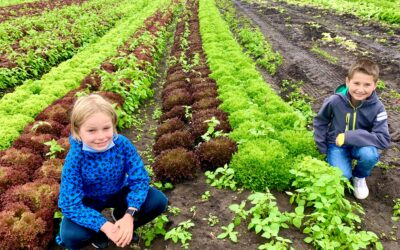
[58,219,93,248]
[150,188,168,213]
[59,229,81,248]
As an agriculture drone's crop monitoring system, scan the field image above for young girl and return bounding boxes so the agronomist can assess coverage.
[56,94,168,249]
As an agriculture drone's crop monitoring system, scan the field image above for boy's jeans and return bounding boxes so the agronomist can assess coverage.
[56,186,168,250]
[327,144,379,179]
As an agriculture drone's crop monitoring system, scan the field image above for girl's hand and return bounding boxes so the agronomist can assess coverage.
[114,214,134,247]
[100,221,119,243]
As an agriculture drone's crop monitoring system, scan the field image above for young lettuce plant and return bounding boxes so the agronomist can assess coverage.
[201,116,227,141]
[137,214,169,247]
[165,220,195,249]
[393,198,400,222]
[246,191,292,245]
[201,191,211,201]
[205,164,237,190]
[217,223,238,243]
[44,139,65,159]
[204,213,220,227]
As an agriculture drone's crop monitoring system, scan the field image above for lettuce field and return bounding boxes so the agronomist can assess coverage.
[0,0,399,249]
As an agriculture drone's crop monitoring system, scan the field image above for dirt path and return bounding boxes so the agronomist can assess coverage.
[231,0,400,249]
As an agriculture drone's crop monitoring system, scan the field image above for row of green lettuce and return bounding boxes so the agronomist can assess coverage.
[0,0,146,90]
[216,0,283,75]
[0,0,37,7]
[199,0,382,248]
[0,0,170,150]
[272,0,400,25]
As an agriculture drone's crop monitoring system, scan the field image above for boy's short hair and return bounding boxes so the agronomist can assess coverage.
[348,58,379,83]
[70,94,118,141]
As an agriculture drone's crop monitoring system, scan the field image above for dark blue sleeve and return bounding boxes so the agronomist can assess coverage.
[58,148,107,232]
[121,136,150,210]
[345,106,390,149]
[313,95,334,154]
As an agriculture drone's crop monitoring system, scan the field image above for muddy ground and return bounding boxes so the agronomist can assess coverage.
[50,0,399,249]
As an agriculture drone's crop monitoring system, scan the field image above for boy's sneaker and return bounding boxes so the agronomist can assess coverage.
[353,177,369,199]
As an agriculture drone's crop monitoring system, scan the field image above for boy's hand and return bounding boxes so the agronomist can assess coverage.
[114,214,134,247]
[336,133,345,146]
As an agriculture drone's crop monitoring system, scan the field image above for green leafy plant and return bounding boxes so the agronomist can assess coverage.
[247,192,291,241]
[168,206,181,216]
[189,206,197,217]
[201,116,227,141]
[44,139,65,159]
[217,223,238,243]
[152,107,163,120]
[376,80,386,90]
[229,200,248,226]
[152,181,174,191]
[393,198,400,222]
[215,0,283,75]
[138,214,169,247]
[201,190,212,201]
[205,164,237,190]
[321,32,357,51]
[204,213,220,227]
[310,45,338,64]
[165,220,195,249]
[53,210,63,219]
[289,156,382,249]
[183,105,192,119]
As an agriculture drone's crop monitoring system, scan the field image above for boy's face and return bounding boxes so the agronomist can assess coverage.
[346,72,376,102]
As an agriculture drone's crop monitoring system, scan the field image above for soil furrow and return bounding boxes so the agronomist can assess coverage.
[233,0,345,104]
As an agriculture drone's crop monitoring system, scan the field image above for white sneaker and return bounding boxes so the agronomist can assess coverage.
[352,177,369,199]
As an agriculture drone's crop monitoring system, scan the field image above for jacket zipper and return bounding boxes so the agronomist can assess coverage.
[347,101,363,130]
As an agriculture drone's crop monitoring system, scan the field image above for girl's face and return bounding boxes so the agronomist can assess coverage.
[78,112,114,151]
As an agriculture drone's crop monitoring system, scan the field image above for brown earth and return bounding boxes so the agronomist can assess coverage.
[49,0,399,249]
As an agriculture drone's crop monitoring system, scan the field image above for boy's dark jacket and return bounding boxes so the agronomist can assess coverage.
[313,84,390,154]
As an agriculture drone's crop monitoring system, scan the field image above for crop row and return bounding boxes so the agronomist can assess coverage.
[216,0,283,75]
[0,0,144,91]
[271,0,400,25]
[199,0,382,248]
[0,1,178,248]
[150,0,237,185]
[0,0,38,7]
[0,0,172,150]
[0,0,87,23]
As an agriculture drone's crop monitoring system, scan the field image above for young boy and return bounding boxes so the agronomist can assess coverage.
[313,58,390,199]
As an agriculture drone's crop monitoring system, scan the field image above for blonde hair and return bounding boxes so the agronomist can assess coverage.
[70,94,118,140]
[348,58,379,83]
